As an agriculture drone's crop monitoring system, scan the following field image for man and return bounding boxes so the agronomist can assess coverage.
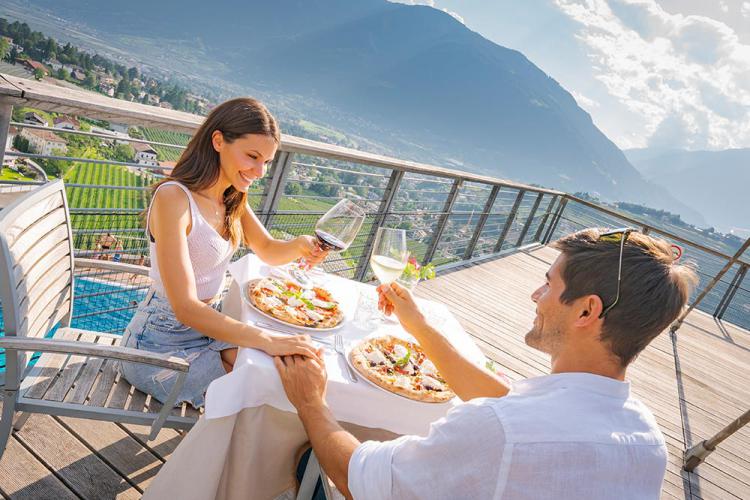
[274,228,697,499]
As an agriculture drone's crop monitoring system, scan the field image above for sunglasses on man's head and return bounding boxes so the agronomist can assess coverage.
[597,227,636,318]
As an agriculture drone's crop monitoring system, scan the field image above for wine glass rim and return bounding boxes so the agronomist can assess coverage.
[336,198,366,216]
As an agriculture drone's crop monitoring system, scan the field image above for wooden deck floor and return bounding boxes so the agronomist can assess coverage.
[0,245,747,499]
[417,246,750,500]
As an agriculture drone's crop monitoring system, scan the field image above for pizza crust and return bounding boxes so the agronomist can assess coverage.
[349,335,455,403]
[246,278,344,329]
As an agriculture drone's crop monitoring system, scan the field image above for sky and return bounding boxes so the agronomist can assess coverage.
[392,0,750,152]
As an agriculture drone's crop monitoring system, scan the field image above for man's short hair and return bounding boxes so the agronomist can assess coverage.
[551,228,698,366]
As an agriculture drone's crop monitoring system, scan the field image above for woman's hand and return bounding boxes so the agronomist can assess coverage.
[377,282,427,333]
[295,235,329,266]
[256,331,321,359]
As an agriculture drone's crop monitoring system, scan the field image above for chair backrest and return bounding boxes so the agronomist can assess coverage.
[0,180,75,378]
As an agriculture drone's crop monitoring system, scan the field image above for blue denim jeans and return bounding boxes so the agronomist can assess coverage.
[118,291,234,408]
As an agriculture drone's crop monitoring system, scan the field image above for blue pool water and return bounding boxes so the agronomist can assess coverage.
[0,277,147,370]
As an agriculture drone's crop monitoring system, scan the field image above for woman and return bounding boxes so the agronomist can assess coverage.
[119,98,325,408]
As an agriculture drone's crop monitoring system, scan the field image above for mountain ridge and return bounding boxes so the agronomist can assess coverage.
[8,0,707,225]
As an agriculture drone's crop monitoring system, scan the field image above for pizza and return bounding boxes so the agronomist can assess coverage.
[349,335,455,403]
[246,278,344,329]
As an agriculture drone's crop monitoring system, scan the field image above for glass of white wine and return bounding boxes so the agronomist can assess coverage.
[369,227,409,323]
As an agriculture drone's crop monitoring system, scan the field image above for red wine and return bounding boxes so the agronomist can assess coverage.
[315,229,348,252]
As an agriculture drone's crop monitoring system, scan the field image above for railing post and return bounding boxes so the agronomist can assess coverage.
[0,101,12,168]
[259,151,293,227]
[354,170,404,281]
[671,237,750,333]
[542,197,568,244]
[714,265,747,319]
[493,189,525,253]
[422,178,463,265]
[463,184,500,259]
[534,194,558,242]
[515,192,544,247]
[684,408,750,471]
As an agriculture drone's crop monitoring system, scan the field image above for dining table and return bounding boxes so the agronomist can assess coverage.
[143,253,487,500]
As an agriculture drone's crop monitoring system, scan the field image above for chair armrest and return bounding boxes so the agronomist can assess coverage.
[75,257,150,277]
[0,337,189,372]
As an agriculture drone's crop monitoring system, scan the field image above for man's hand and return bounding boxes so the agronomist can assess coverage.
[377,281,427,333]
[274,349,328,411]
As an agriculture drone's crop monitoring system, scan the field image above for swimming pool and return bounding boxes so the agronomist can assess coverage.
[0,277,147,370]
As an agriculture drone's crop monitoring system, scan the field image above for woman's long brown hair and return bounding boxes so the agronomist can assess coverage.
[148,98,280,247]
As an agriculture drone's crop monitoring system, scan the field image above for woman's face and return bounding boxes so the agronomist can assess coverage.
[212,131,277,191]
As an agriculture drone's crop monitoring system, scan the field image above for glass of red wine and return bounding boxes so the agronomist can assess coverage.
[290,198,366,286]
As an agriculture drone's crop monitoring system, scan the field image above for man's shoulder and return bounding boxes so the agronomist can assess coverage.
[485,384,665,447]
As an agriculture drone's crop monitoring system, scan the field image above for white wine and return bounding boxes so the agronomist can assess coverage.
[370,255,407,284]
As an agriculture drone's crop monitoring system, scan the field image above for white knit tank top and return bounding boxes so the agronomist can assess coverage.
[147,181,237,300]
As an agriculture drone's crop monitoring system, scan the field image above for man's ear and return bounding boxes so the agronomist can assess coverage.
[574,294,604,327]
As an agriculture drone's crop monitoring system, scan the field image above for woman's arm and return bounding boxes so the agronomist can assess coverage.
[150,186,318,358]
[239,203,326,266]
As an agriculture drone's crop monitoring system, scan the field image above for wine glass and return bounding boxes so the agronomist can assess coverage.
[369,228,409,323]
[290,198,366,285]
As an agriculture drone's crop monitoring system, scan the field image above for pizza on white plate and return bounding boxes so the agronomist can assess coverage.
[246,277,344,329]
[349,335,455,403]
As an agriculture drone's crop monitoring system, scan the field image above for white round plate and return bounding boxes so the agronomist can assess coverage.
[242,279,346,333]
[345,340,454,405]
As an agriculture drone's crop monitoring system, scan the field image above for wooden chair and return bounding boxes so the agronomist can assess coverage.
[0,179,200,460]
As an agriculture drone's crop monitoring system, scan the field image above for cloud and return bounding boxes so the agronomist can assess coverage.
[743,2,750,17]
[570,89,600,109]
[554,0,750,150]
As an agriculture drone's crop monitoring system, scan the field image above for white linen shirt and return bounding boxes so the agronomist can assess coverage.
[348,372,667,500]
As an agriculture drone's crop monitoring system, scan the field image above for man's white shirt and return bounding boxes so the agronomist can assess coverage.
[348,372,667,499]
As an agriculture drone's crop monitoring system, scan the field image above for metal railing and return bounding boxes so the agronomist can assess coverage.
[2,73,748,467]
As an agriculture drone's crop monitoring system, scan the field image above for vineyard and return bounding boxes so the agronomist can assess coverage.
[64,163,153,210]
[139,128,190,162]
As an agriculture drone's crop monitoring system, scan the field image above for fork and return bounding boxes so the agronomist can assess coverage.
[335,334,358,383]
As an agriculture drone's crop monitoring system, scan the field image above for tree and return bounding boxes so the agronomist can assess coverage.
[42,37,56,60]
[12,135,30,153]
[83,71,96,89]
[286,182,302,195]
[33,67,45,80]
[109,144,135,163]
[127,66,139,80]
[56,67,69,80]
[0,37,9,61]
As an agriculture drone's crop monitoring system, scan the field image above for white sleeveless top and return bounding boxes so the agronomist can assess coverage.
[147,181,237,300]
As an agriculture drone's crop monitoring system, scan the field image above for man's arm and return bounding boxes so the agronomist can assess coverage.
[274,355,359,499]
[297,403,359,499]
[378,283,510,400]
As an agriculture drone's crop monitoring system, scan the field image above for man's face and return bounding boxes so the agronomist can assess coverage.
[525,254,571,355]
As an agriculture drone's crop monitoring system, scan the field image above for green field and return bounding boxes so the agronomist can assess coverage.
[64,163,152,209]
[0,167,35,181]
[139,128,190,162]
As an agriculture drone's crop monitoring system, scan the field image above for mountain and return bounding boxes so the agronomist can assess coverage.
[625,148,750,235]
[8,0,705,223]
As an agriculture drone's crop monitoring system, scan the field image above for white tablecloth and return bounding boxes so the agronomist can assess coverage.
[204,254,486,436]
[144,254,488,499]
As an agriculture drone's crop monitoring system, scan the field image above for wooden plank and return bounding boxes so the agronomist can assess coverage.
[86,360,119,407]
[43,331,95,402]
[22,348,69,400]
[126,389,147,413]
[119,422,183,463]
[0,434,77,500]
[59,417,164,493]
[65,333,115,405]
[106,374,133,410]
[12,413,141,499]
